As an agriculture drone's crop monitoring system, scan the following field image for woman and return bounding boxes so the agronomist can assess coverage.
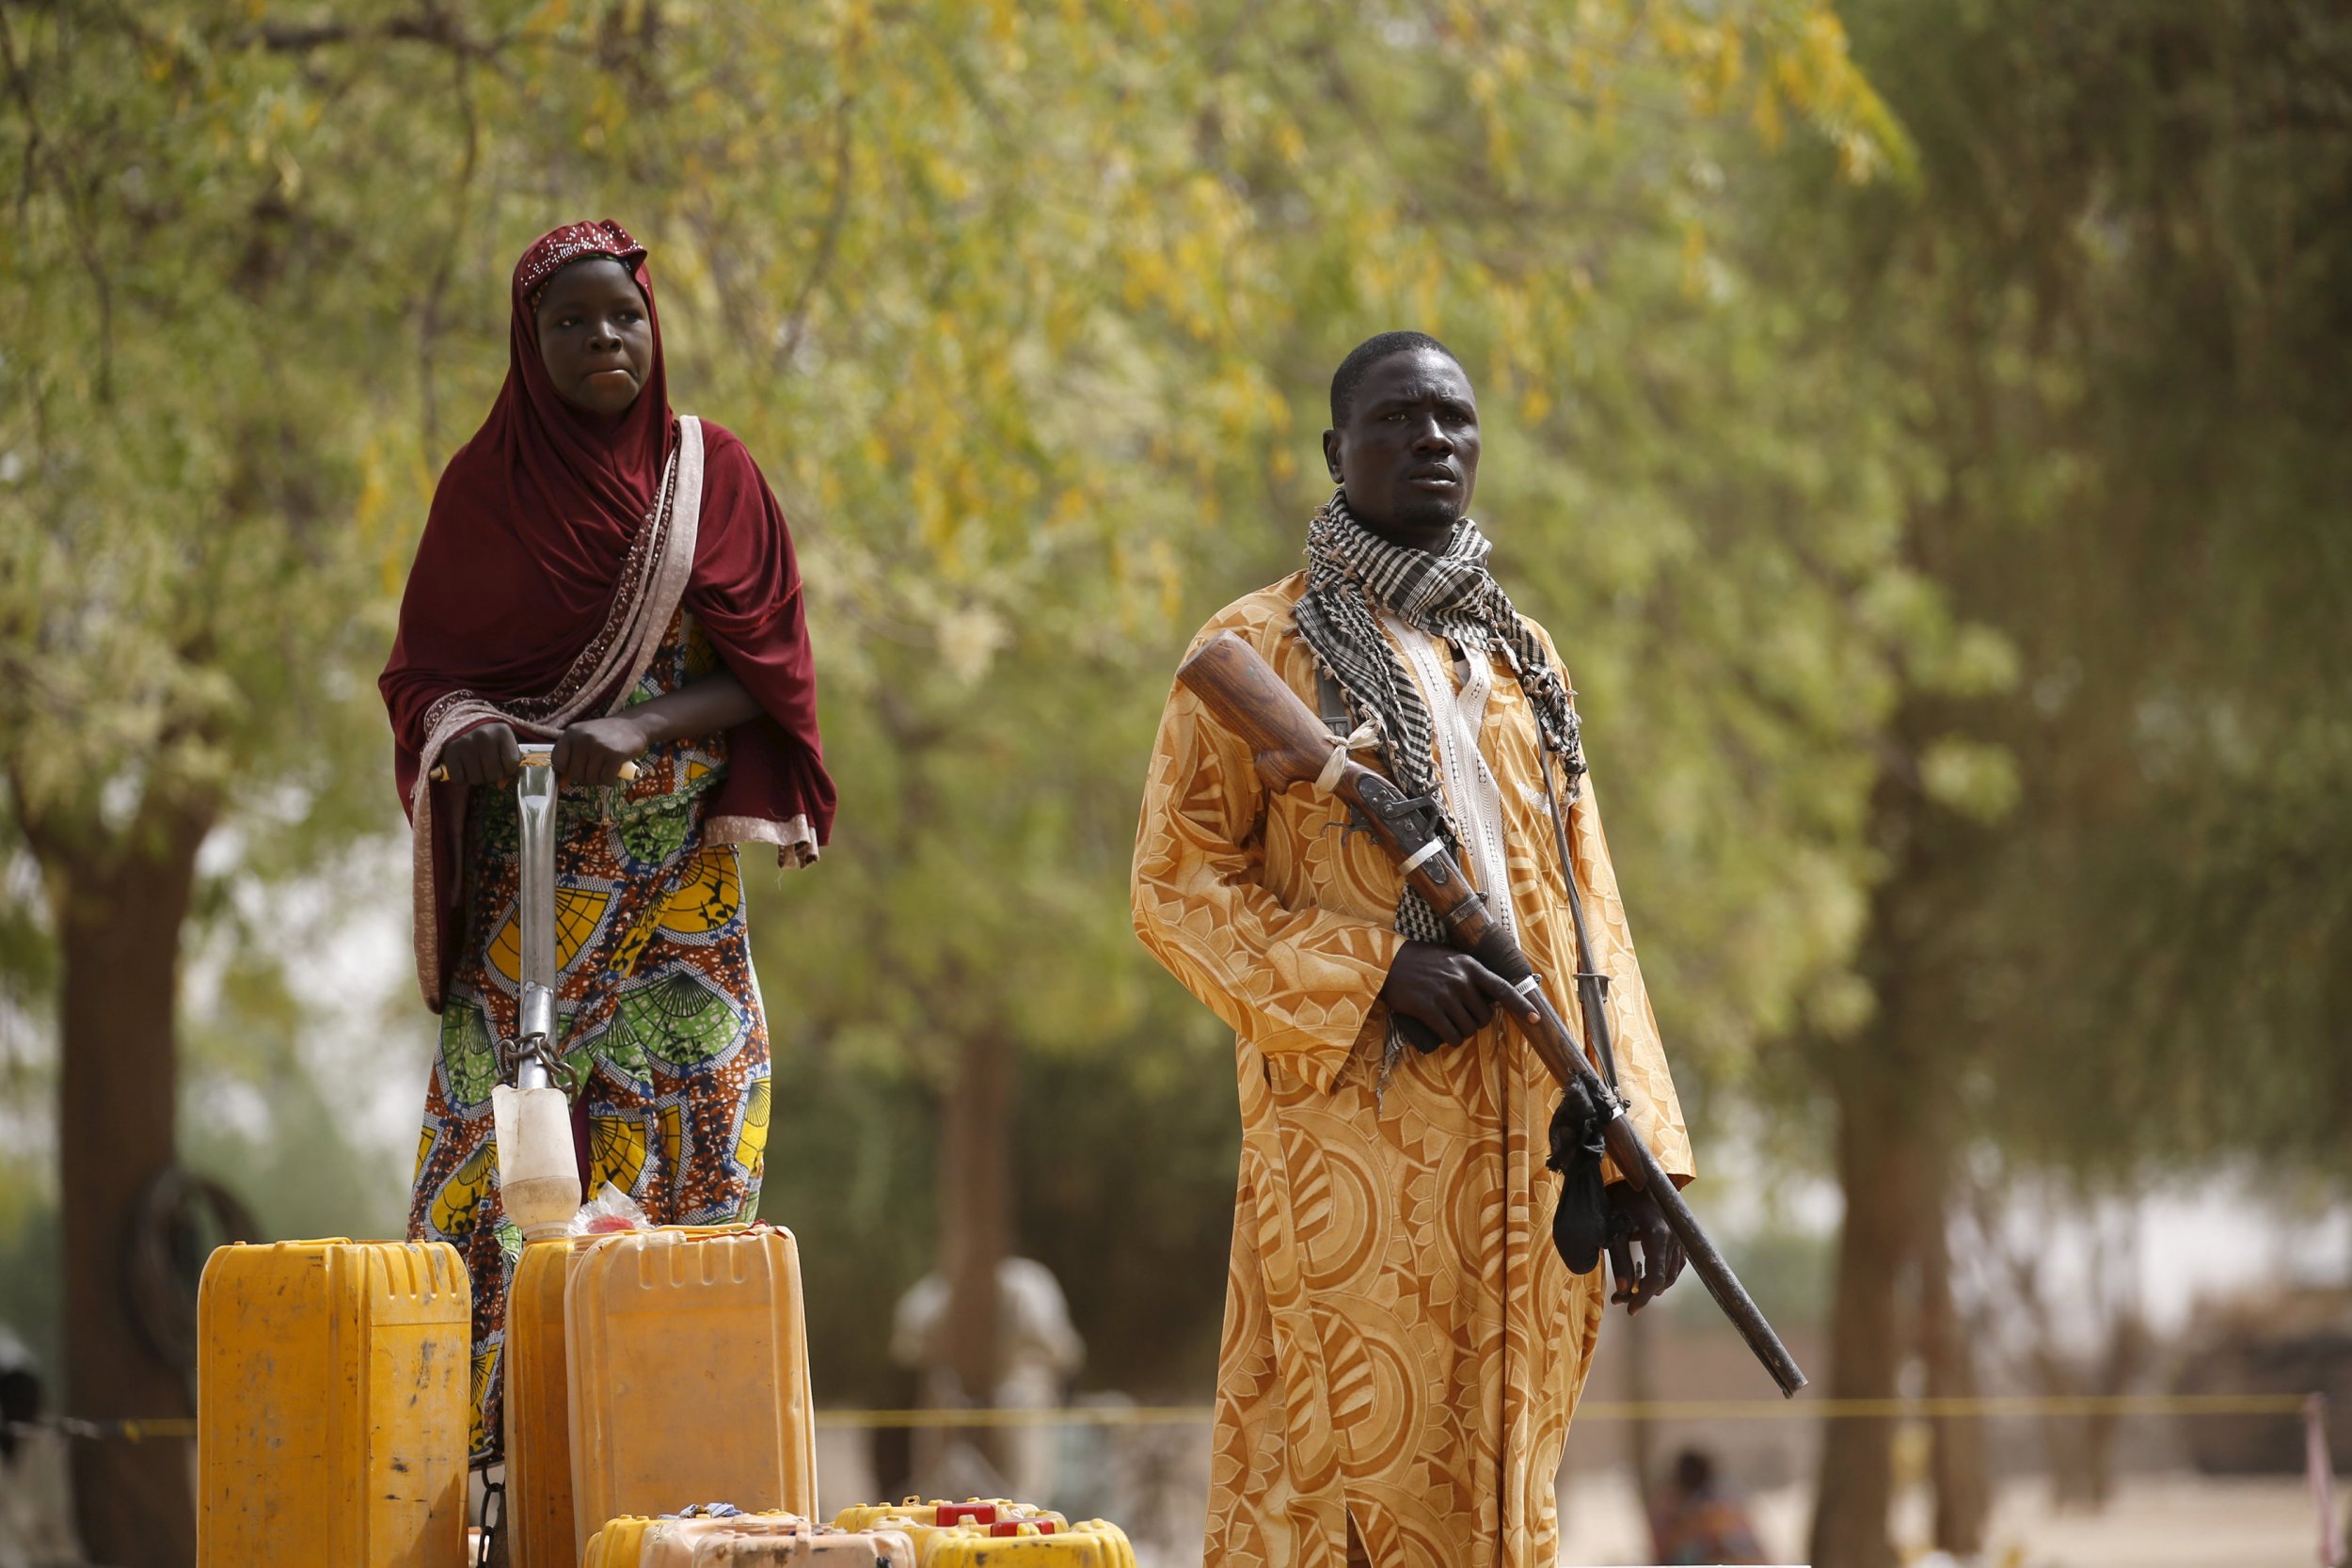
[380,219,834,1458]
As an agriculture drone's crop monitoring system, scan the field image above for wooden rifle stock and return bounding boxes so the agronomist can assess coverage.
[1176,630,1807,1398]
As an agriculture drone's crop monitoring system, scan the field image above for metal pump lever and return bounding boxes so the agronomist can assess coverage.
[513,747,561,1091]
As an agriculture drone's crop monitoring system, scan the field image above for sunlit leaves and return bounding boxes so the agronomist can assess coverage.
[1,0,1923,1169]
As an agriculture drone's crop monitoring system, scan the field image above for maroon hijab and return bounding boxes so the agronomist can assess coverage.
[382,220,834,1006]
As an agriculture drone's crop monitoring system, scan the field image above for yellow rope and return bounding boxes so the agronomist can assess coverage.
[14,1391,2310,1442]
[813,1406,1207,1430]
[811,1392,2310,1430]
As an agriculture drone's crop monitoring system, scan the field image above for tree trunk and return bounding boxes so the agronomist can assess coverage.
[1917,1190,1989,1555]
[1810,698,1981,1568]
[40,796,213,1568]
[934,1024,1017,1472]
[1807,1061,1918,1568]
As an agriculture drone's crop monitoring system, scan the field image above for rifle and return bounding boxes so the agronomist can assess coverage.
[1177,630,1807,1398]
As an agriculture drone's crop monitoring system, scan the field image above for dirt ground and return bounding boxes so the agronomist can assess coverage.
[1554,1469,2332,1567]
[820,1426,2333,1566]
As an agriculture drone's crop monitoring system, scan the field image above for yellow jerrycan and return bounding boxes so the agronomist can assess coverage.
[584,1515,663,1568]
[586,1511,807,1568]
[506,1226,753,1568]
[663,1521,916,1565]
[503,1235,596,1568]
[832,1499,1063,1531]
[195,1238,469,1568]
[566,1225,818,1548]
[918,1518,1137,1568]
[580,1504,663,1568]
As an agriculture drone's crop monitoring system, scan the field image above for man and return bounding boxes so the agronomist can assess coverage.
[1132,332,1694,1568]
[1650,1449,1770,1565]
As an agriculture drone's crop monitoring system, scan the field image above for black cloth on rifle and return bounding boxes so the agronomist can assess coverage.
[1546,1080,1613,1275]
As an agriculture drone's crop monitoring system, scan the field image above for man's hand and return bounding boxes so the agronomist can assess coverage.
[1380,940,1540,1047]
[439,721,522,787]
[1605,1180,1687,1313]
[551,714,653,786]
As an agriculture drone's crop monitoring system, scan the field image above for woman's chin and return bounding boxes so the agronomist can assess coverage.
[559,384,644,418]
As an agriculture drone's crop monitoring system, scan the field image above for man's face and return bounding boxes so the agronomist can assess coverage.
[534,257,654,416]
[1323,347,1482,551]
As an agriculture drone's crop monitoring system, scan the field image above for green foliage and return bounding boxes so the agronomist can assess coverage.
[1798,0,2352,1180]
[0,0,1980,1396]
[756,1039,940,1403]
[1015,1037,1245,1398]
[0,1198,60,1373]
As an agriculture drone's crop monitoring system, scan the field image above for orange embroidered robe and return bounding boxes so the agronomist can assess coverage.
[1131,574,1693,1568]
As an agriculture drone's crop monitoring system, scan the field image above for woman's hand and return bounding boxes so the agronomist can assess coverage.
[440,721,522,787]
[552,713,654,786]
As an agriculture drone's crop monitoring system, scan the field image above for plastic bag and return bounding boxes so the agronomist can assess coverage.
[567,1180,652,1237]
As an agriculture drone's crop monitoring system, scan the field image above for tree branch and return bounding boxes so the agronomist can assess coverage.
[0,7,114,397]
[416,40,485,451]
[239,6,512,63]
[774,93,857,375]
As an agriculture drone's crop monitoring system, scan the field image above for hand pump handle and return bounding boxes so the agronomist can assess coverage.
[514,753,560,1089]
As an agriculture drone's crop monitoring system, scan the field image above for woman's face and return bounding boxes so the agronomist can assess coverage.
[534,257,653,416]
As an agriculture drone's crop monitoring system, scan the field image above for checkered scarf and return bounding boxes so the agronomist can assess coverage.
[1295,489,1585,958]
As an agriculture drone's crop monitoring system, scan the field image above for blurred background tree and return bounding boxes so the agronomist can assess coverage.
[1762,1,2352,1561]
[0,6,483,1553]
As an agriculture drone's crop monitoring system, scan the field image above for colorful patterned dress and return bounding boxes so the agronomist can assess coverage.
[407,611,772,1458]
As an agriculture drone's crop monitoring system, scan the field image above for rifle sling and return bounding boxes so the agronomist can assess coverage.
[1315,668,1350,737]
[1538,741,1621,1091]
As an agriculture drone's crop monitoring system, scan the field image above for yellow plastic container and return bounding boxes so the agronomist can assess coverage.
[919,1520,1136,1567]
[833,1500,1062,1532]
[196,1238,469,1568]
[832,1500,1069,1568]
[503,1237,593,1568]
[584,1516,661,1568]
[673,1523,915,1565]
[585,1513,803,1568]
[627,1516,914,1567]
[509,1227,753,1568]
[567,1226,819,1548]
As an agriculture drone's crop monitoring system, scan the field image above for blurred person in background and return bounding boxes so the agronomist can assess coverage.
[380,219,834,1461]
[0,1345,85,1568]
[1649,1448,1767,1565]
[891,1256,1086,1502]
[1133,332,1693,1568]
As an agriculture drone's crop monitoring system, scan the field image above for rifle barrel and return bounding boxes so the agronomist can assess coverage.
[1523,985,1807,1397]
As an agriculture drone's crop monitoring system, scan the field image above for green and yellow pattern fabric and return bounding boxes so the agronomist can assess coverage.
[406,612,772,1459]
